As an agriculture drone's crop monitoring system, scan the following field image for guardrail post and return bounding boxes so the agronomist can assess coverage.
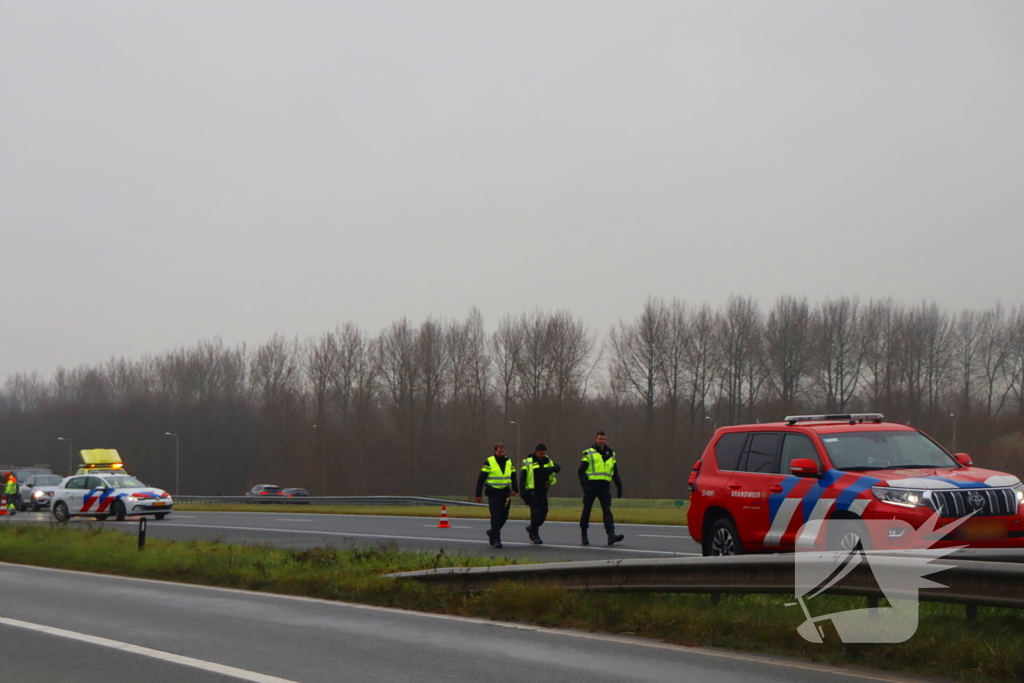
[867,596,878,610]
[710,592,720,606]
[966,603,977,625]
[138,517,147,551]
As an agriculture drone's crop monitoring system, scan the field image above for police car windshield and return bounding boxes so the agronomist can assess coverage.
[101,476,146,488]
[822,431,958,471]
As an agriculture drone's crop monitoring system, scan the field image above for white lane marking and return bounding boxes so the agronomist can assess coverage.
[276,518,314,521]
[169,515,195,518]
[638,534,688,539]
[157,523,688,556]
[0,563,917,683]
[0,615,300,683]
[421,524,473,529]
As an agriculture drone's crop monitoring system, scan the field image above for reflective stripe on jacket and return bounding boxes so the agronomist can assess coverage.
[582,448,615,482]
[522,457,557,490]
[481,456,514,489]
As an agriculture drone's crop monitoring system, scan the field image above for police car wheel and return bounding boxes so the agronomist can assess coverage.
[705,518,743,556]
[113,500,127,522]
[53,501,70,524]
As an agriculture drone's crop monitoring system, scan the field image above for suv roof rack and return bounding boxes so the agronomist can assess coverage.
[784,413,885,426]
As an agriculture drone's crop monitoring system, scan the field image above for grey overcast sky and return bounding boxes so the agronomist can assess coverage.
[2,1,1022,381]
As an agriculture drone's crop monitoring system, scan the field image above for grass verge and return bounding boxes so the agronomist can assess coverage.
[177,497,690,526]
[0,524,1022,681]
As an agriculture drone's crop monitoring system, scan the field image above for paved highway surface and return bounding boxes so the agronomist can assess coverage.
[0,562,940,683]
[11,509,704,560]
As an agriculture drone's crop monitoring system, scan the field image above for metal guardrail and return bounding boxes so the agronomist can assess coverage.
[174,495,487,507]
[387,554,1024,615]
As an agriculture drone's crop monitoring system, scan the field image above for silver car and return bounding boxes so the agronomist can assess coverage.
[20,474,64,512]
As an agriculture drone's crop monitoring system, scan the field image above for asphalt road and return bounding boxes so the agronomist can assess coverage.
[0,562,939,683]
[10,508,704,560]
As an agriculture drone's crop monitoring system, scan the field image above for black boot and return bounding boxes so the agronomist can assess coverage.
[526,526,537,542]
[486,529,496,546]
[494,535,503,549]
[532,530,543,545]
[581,530,590,546]
[607,532,624,546]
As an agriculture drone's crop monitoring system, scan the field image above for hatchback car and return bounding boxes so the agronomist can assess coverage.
[51,474,173,522]
[687,413,1024,555]
[20,474,65,511]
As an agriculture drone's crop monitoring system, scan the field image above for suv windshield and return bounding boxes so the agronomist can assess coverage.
[101,476,146,488]
[821,431,957,471]
[31,475,63,486]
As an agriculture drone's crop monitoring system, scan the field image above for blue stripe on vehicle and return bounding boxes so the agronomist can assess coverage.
[800,469,844,523]
[768,477,804,523]
[927,477,988,489]
[833,475,882,512]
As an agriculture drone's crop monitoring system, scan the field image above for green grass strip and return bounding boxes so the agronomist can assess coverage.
[0,524,1021,682]
[177,498,691,526]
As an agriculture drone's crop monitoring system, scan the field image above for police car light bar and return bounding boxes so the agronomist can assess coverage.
[784,413,885,425]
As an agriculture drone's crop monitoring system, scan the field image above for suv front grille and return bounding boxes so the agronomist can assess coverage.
[931,488,1018,518]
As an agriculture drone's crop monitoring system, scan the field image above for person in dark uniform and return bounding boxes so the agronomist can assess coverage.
[475,442,518,548]
[579,431,624,546]
[519,444,561,544]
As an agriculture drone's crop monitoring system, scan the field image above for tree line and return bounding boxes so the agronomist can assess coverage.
[2,296,1024,497]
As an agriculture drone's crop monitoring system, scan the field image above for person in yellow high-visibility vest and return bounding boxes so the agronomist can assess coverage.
[579,430,624,546]
[474,443,518,548]
[520,444,560,544]
[4,472,18,516]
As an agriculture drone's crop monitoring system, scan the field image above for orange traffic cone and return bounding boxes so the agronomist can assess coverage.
[0,497,7,516]
[437,505,451,528]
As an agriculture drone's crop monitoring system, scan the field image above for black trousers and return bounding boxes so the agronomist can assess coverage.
[524,490,550,530]
[580,482,615,534]
[488,492,511,538]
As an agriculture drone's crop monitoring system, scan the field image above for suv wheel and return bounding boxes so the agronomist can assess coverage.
[53,501,70,523]
[826,518,870,552]
[705,518,743,556]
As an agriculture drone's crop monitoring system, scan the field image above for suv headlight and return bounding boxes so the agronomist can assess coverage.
[871,487,931,509]
[31,490,43,499]
[1013,484,1024,506]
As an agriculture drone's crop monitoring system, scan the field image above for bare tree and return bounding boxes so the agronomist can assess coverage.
[812,297,864,413]
[719,296,764,424]
[608,297,668,430]
[764,295,813,412]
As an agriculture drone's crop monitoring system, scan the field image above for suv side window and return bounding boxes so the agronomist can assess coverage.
[714,433,748,471]
[741,433,781,473]
[66,477,88,490]
[780,434,822,475]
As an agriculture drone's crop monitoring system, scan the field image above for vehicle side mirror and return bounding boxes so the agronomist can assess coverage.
[26,483,33,488]
[955,453,973,467]
[791,459,821,478]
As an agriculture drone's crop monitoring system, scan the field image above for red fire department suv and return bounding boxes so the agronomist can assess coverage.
[687,414,1024,555]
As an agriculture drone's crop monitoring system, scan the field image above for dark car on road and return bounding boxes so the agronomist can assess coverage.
[281,488,311,503]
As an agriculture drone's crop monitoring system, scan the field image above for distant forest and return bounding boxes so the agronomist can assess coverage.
[3,296,1024,497]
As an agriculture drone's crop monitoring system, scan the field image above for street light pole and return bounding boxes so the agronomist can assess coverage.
[510,420,521,472]
[57,437,73,475]
[949,413,957,453]
[164,432,179,495]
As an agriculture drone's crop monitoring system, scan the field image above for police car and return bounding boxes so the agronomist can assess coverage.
[687,413,1024,555]
[51,473,173,522]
